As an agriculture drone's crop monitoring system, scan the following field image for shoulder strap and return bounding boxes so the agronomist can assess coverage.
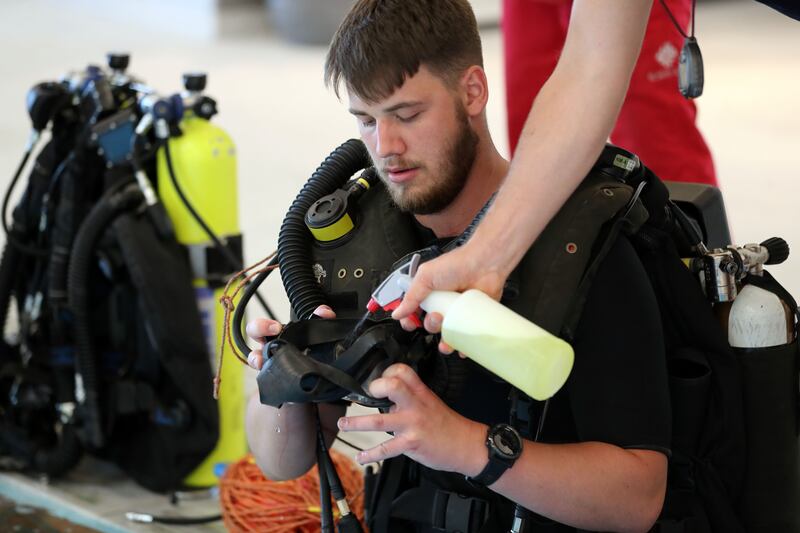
[505,160,648,340]
[746,270,800,335]
[369,456,409,533]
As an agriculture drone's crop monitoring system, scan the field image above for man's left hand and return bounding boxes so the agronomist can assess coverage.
[337,363,487,476]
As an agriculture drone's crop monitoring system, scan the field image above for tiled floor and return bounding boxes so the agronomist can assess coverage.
[1,493,101,533]
[0,0,797,531]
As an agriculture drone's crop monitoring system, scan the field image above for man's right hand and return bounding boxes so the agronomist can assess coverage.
[245,305,337,370]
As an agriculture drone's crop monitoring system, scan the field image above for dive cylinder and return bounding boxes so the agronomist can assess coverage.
[156,110,246,487]
[729,284,793,348]
[727,275,800,533]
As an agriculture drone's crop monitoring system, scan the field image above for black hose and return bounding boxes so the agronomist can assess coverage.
[127,512,222,525]
[150,514,221,525]
[67,183,143,449]
[1,144,32,237]
[1,145,48,258]
[231,255,279,359]
[33,421,83,477]
[45,155,79,305]
[278,139,372,321]
[229,139,373,354]
[315,406,335,533]
[0,242,21,342]
[162,139,276,320]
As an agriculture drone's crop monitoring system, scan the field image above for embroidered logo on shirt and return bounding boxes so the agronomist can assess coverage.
[655,42,679,69]
[648,42,680,82]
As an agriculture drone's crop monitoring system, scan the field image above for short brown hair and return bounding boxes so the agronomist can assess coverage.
[325,0,483,102]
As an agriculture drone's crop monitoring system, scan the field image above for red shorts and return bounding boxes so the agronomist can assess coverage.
[503,0,717,185]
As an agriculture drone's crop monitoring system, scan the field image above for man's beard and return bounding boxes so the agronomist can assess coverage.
[379,106,479,215]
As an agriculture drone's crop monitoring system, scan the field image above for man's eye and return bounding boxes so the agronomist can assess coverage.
[359,118,376,127]
[397,112,420,123]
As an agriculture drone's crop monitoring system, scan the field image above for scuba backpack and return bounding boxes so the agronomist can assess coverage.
[584,147,798,533]
[235,140,798,532]
[0,54,250,492]
[359,144,798,533]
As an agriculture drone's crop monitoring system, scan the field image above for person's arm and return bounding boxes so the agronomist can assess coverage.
[244,307,347,481]
[338,364,666,533]
[393,0,653,318]
[246,398,345,481]
[483,440,666,533]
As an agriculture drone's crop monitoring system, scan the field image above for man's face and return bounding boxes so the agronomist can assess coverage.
[348,67,478,215]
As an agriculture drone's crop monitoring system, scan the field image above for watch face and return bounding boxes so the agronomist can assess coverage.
[490,425,522,460]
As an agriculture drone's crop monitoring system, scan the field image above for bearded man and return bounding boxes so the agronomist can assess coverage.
[246,2,670,532]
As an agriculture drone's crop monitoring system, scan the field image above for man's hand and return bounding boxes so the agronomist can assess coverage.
[337,363,487,475]
[245,305,337,370]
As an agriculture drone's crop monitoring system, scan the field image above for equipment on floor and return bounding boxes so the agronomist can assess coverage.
[0,53,263,492]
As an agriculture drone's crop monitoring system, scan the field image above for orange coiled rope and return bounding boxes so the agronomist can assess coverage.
[219,452,365,532]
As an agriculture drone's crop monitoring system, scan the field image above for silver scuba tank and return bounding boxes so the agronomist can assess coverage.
[706,237,800,533]
[729,283,794,348]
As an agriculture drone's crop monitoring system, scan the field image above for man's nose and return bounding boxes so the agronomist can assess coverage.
[375,120,405,159]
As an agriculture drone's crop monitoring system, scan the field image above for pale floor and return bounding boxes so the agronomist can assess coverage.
[0,0,797,531]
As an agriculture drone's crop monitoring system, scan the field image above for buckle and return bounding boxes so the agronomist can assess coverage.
[431,490,488,533]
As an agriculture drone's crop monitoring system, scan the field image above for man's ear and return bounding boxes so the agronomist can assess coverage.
[460,66,489,117]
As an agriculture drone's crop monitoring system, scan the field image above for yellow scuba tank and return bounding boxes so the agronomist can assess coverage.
[156,95,247,487]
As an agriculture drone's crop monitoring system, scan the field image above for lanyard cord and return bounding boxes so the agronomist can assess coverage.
[659,0,697,39]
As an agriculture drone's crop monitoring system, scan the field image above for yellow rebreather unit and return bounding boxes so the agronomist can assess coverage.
[156,115,247,487]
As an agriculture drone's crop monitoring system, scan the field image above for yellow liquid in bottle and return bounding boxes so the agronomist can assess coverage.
[428,290,574,401]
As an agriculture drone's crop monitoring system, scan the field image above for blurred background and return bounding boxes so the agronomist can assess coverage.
[0,0,797,529]
[0,0,797,318]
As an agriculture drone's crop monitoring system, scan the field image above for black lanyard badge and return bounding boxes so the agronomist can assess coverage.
[679,36,704,98]
[660,0,704,99]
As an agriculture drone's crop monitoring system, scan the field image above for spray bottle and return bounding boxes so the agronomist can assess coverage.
[368,253,575,401]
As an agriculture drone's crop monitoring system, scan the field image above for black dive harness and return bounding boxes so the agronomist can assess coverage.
[231,139,440,531]
[363,146,654,533]
[230,139,495,530]
[239,138,788,533]
[231,139,658,532]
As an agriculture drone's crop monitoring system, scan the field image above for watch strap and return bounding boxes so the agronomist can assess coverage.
[466,455,512,487]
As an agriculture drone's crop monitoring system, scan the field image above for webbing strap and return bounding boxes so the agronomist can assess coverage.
[370,457,408,533]
[388,486,489,533]
[257,319,425,407]
[746,270,799,337]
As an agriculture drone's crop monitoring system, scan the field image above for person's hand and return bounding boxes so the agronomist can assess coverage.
[337,363,487,475]
[392,242,509,326]
[245,305,336,370]
[391,242,510,355]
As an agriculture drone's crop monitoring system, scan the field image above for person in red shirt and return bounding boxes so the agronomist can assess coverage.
[504,0,716,186]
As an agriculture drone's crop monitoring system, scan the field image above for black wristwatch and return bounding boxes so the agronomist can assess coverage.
[466,423,523,487]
